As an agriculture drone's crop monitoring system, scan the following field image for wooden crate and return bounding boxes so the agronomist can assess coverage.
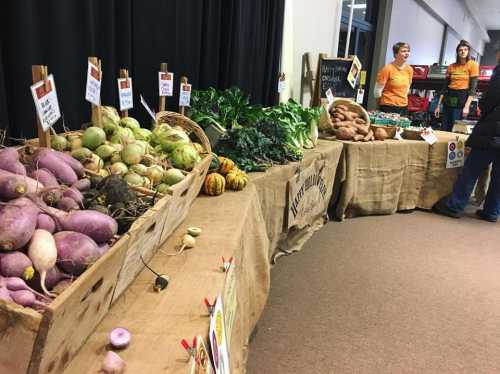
[0,235,129,374]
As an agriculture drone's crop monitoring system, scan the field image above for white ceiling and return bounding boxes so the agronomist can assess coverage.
[465,0,500,30]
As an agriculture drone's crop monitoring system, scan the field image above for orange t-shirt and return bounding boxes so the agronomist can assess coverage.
[376,63,413,107]
[447,60,479,90]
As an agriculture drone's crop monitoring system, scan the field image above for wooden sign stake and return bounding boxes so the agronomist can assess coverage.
[88,56,102,127]
[159,62,168,112]
[32,65,52,148]
[179,76,188,116]
[119,69,129,118]
[312,53,328,107]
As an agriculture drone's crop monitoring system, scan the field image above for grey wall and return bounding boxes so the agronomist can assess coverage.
[482,30,500,66]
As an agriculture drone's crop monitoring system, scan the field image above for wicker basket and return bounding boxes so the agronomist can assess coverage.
[319,98,371,134]
[370,124,398,139]
[155,111,212,154]
[402,128,424,141]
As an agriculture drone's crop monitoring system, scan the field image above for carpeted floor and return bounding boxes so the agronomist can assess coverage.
[247,210,500,374]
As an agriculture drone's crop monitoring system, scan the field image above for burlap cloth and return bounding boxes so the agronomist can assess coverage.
[333,131,469,220]
[63,141,344,374]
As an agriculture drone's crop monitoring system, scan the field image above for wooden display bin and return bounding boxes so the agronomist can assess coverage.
[0,235,129,374]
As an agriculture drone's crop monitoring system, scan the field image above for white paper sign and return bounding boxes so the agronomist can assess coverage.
[278,75,286,93]
[394,127,403,140]
[117,78,133,111]
[446,140,465,168]
[85,62,101,105]
[326,88,334,105]
[140,95,156,121]
[179,83,192,107]
[420,127,438,145]
[30,74,61,131]
[159,72,174,97]
[209,296,230,374]
[356,88,365,104]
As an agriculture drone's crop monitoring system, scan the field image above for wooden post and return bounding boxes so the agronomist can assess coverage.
[159,63,168,112]
[88,57,102,127]
[32,65,52,148]
[179,76,188,116]
[119,69,129,118]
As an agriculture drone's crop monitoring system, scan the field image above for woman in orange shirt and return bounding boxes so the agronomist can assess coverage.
[434,40,479,131]
[373,42,413,115]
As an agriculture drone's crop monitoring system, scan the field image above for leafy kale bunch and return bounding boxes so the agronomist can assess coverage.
[262,99,321,149]
[215,120,303,172]
[188,87,263,129]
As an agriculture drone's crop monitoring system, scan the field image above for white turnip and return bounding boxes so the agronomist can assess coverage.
[28,229,58,297]
[109,327,131,349]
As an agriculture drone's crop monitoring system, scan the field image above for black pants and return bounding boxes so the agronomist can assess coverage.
[379,105,408,116]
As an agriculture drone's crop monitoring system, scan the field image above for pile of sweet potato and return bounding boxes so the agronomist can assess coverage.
[329,105,388,141]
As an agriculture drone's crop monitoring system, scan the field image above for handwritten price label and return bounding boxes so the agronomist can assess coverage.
[30,74,61,131]
[85,61,101,105]
[159,72,174,97]
[118,78,133,111]
[179,83,192,107]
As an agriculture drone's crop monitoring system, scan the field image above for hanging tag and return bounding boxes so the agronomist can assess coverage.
[159,72,174,97]
[117,77,133,111]
[30,74,61,131]
[326,88,334,105]
[394,127,403,140]
[179,83,192,107]
[277,73,286,93]
[85,61,101,105]
[420,127,438,145]
[204,297,216,316]
[140,94,156,121]
[356,88,365,104]
[446,139,465,168]
[221,256,233,273]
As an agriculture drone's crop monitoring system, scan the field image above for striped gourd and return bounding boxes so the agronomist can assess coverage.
[203,172,225,196]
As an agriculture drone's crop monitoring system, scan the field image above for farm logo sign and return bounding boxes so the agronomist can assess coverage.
[287,159,327,229]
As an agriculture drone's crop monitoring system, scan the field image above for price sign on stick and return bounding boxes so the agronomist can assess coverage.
[278,73,286,93]
[118,77,133,111]
[140,94,156,121]
[30,74,61,131]
[159,72,174,97]
[179,83,192,107]
[85,61,101,105]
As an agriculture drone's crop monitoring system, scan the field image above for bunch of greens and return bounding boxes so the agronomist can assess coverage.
[215,120,303,172]
[188,87,262,129]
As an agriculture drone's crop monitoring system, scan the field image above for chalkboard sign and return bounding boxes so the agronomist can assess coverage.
[319,58,356,99]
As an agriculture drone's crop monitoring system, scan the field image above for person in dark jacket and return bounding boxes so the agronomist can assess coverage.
[433,47,500,222]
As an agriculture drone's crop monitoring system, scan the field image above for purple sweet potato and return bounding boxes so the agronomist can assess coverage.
[56,197,80,212]
[0,169,44,195]
[29,168,59,188]
[54,231,100,275]
[51,151,85,177]
[32,148,78,185]
[0,147,27,176]
[0,174,28,200]
[0,251,35,280]
[0,197,39,251]
[63,187,83,205]
[71,178,91,192]
[37,213,57,233]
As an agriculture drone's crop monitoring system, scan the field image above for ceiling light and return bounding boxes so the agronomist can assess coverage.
[347,4,367,9]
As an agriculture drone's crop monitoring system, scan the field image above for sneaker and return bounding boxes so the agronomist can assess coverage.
[475,210,498,223]
[432,200,463,218]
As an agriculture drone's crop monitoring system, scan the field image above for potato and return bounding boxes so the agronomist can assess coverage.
[374,128,389,141]
[333,112,345,120]
[355,118,366,125]
[353,134,365,141]
[362,129,374,142]
[335,127,356,140]
[336,104,349,111]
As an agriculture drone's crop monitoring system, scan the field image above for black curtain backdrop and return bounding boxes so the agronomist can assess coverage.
[0,0,285,140]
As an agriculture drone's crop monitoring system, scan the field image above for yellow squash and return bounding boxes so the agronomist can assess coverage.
[203,172,226,196]
[226,168,249,191]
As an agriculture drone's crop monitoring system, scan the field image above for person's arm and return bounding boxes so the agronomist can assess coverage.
[435,76,450,117]
[479,67,500,117]
[374,66,388,102]
[462,77,478,117]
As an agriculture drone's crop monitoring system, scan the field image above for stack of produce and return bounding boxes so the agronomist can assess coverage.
[52,106,200,194]
[0,146,119,310]
[327,104,376,141]
[368,110,412,128]
[189,88,321,172]
[203,155,249,196]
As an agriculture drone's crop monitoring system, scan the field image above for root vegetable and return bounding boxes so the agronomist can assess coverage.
[362,129,374,142]
[57,197,80,212]
[0,251,35,280]
[333,120,355,129]
[335,127,356,140]
[0,174,28,200]
[71,178,91,192]
[351,123,369,135]
[333,112,345,120]
[0,147,27,176]
[353,134,365,141]
[54,231,100,275]
[355,118,366,125]
[97,243,110,257]
[32,148,78,185]
[28,266,71,291]
[0,169,44,194]
[109,327,132,349]
[52,278,73,295]
[28,229,58,297]
[37,214,57,233]
[374,127,389,141]
[9,289,48,309]
[101,351,126,374]
[0,197,39,251]
[1,276,51,301]
[63,187,84,206]
[166,234,196,256]
[0,286,13,302]
[336,104,349,111]
[29,168,59,188]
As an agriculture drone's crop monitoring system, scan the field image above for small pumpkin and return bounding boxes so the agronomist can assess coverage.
[218,156,235,175]
[203,172,225,196]
[208,153,221,173]
[192,142,205,154]
[226,169,249,191]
